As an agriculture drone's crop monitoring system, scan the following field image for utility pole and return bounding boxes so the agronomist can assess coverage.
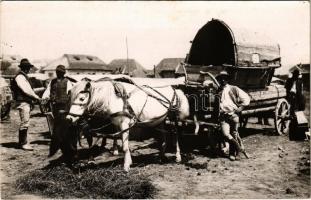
[126,36,129,75]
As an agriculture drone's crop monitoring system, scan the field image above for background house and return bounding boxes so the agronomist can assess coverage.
[109,59,147,77]
[155,58,185,78]
[0,55,38,78]
[41,54,111,78]
[289,63,310,90]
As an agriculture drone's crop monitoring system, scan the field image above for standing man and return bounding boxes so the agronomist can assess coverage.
[285,69,304,115]
[11,58,41,150]
[215,71,250,161]
[42,65,73,133]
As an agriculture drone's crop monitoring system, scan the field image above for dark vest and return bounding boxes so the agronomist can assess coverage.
[11,72,34,104]
[50,78,69,104]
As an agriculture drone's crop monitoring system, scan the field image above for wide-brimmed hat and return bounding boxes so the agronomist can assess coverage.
[216,70,230,80]
[56,65,66,73]
[18,58,34,68]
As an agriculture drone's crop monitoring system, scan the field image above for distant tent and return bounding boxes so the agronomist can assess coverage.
[109,59,147,77]
[155,58,185,78]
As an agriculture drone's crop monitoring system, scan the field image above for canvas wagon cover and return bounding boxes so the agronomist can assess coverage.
[187,19,281,67]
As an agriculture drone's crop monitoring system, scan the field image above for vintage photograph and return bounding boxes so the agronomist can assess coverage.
[0,1,310,199]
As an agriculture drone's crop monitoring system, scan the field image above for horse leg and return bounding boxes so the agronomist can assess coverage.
[112,138,119,156]
[101,137,107,149]
[86,135,93,148]
[175,122,182,163]
[122,131,131,172]
[118,118,132,172]
[157,123,167,163]
[175,132,181,163]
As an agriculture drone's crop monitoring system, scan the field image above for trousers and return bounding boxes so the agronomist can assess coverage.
[17,102,31,130]
[219,113,239,141]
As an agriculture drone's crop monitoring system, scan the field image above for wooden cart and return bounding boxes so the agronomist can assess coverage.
[173,18,291,136]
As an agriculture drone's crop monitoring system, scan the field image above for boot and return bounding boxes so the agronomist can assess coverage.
[228,142,236,161]
[228,138,242,161]
[18,129,33,151]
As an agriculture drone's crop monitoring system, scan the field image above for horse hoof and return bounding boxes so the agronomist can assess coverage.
[124,165,130,172]
[176,156,182,163]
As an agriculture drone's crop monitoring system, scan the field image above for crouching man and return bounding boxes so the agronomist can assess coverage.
[215,71,250,161]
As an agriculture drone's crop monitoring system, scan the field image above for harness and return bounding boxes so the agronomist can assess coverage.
[69,78,181,138]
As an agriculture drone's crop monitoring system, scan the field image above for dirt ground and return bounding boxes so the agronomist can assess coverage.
[1,96,310,199]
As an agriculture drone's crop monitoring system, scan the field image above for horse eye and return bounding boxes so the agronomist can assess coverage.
[79,97,85,101]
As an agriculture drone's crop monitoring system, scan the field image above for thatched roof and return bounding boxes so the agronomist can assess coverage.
[187,19,281,67]
[1,55,22,63]
[289,63,310,74]
[109,59,146,77]
[1,55,22,71]
[155,58,185,72]
[0,55,38,75]
[42,54,110,72]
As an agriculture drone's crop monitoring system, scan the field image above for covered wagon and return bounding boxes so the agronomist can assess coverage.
[176,18,290,135]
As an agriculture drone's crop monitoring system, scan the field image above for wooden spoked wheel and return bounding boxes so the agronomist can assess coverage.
[274,98,291,135]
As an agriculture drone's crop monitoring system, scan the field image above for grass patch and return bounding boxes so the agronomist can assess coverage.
[16,165,156,199]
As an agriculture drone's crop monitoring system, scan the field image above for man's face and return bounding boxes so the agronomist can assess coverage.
[219,77,228,88]
[293,72,299,80]
[56,71,65,78]
[22,66,31,74]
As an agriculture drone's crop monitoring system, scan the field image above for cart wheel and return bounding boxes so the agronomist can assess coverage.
[274,98,291,135]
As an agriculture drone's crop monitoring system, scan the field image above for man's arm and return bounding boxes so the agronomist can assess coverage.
[234,86,250,113]
[237,87,250,106]
[15,75,40,100]
[66,80,74,94]
[42,81,52,99]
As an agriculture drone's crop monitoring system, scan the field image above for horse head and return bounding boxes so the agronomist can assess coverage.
[66,80,92,123]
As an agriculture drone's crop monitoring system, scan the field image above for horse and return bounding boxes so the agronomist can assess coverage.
[65,79,190,171]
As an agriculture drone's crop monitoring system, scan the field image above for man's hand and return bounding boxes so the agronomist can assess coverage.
[37,97,43,104]
[41,98,50,105]
[235,106,244,114]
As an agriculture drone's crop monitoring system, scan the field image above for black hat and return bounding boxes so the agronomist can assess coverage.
[18,58,34,68]
[56,65,66,73]
[216,70,230,80]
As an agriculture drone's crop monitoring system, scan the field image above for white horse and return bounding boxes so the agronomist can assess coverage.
[66,79,189,171]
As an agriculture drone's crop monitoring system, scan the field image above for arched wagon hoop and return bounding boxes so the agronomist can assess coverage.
[274,98,291,135]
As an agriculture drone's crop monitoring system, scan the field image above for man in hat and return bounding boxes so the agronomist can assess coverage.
[42,65,73,134]
[285,69,305,115]
[214,71,250,161]
[11,58,41,150]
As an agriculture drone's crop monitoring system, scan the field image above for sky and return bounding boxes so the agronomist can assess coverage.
[0,1,309,74]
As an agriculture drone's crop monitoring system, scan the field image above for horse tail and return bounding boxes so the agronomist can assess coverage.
[175,89,190,120]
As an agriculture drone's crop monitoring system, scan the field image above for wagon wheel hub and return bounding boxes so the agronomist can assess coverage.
[274,98,291,135]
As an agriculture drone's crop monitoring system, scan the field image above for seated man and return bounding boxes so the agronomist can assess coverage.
[214,71,250,161]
